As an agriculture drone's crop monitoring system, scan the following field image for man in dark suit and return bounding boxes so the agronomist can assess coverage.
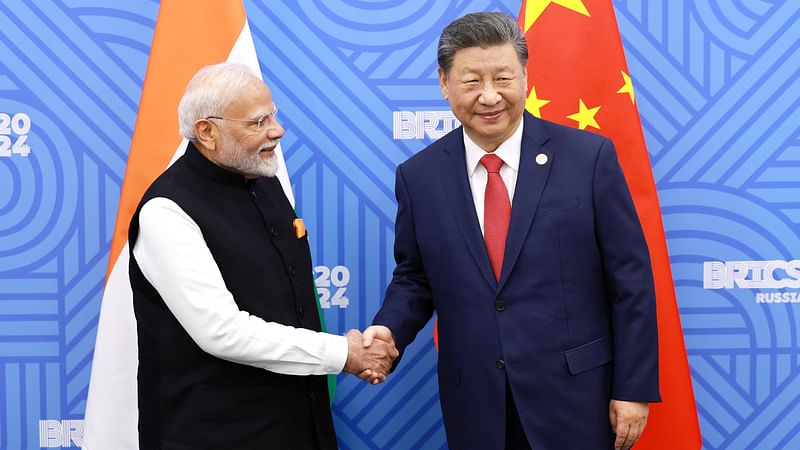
[363,12,660,450]
[129,62,396,449]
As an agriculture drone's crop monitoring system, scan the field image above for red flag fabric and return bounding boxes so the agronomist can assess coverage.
[517,1,701,448]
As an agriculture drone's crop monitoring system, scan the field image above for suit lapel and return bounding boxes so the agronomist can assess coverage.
[498,113,552,290]
[439,132,497,290]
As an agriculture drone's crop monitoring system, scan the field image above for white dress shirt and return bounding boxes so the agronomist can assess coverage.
[132,196,349,376]
[464,117,524,234]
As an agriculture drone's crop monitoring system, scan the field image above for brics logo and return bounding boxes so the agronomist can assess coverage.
[703,260,800,289]
[392,111,460,140]
[704,260,800,303]
[39,420,83,448]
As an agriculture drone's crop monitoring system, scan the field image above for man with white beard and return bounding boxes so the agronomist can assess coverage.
[128,62,397,449]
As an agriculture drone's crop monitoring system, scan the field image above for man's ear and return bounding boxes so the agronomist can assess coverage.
[438,67,448,100]
[521,66,528,90]
[194,119,216,150]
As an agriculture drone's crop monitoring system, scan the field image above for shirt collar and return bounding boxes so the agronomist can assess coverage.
[464,116,523,177]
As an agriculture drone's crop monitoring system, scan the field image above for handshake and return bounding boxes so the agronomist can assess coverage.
[343,325,399,384]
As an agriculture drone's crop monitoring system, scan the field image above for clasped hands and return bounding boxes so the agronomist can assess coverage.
[343,325,398,384]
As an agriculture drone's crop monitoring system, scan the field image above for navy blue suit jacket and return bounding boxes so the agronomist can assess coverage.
[374,112,660,449]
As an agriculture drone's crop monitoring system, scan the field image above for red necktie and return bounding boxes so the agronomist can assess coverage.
[480,154,511,281]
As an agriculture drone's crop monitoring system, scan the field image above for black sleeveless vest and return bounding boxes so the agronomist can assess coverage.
[129,143,336,450]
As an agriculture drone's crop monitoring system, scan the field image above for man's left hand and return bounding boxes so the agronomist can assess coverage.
[609,400,648,449]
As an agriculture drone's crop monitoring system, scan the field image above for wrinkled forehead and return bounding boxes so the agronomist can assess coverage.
[223,79,273,116]
[448,44,525,73]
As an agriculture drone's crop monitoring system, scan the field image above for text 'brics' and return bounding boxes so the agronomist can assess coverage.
[392,111,460,140]
[704,260,800,304]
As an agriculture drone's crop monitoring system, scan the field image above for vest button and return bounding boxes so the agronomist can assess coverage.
[496,359,505,369]
[288,265,296,275]
[309,391,316,400]
[250,190,257,199]
[495,299,506,311]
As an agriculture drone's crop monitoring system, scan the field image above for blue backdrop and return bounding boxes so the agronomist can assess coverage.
[1,1,799,448]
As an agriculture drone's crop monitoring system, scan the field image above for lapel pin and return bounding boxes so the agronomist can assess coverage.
[535,153,548,165]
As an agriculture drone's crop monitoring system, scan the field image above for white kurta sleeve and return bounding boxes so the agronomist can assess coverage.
[132,197,348,375]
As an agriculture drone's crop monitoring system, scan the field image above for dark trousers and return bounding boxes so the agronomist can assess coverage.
[506,379,532,450]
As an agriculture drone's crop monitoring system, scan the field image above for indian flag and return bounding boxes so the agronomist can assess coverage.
[83,2,295,448]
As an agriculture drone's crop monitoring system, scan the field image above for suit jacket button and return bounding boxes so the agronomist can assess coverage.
[496,359,505,369]
[298,305,305,317]
[495,299,506,311]
[270,226,279,236]
[309,391,316,400]
[288,265,296,275]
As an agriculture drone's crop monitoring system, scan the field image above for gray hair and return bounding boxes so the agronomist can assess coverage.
[178,62,261,141]
[437,12,528,76]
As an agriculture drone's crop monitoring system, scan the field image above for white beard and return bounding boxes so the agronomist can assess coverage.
[217,132,280,178]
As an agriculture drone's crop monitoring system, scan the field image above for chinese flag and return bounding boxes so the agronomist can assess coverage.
[517,1,701,448]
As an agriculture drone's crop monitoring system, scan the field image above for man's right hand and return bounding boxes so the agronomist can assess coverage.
[362,325,394,347]
[343,328,398,384]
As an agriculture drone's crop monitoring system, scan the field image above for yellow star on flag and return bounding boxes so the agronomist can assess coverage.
[567,99,601,130]
[525,85,550,118]
[523,0,590,32]
[617,70,635,104]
